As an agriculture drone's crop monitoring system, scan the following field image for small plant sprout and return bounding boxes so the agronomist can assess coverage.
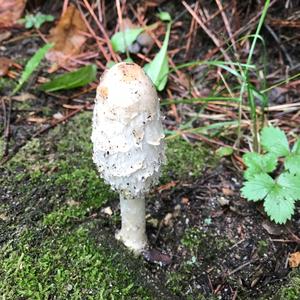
[91,62,165,253]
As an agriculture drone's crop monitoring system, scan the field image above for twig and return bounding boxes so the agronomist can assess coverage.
[215,0,237,52]
[228,260,253,276]
[77,2,111,63]
[1,97,11,158]
[81,0,118,62]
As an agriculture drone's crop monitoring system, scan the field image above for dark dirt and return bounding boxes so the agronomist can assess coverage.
[96,161,300,299]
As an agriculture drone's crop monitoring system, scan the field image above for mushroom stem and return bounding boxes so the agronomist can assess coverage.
[116,193,148,253]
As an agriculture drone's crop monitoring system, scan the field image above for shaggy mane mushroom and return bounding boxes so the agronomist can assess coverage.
[91,62,165,253]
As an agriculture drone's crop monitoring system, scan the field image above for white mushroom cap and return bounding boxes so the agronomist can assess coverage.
[91,62,165,197]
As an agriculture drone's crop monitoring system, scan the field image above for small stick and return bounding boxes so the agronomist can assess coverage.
[81,0,118,62]
[2,97,11,158]
[77,2,111,63]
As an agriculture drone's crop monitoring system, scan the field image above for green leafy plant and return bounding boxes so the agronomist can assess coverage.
[19,12,54,29]
[241,127,300,224]
[12,43,53,95]
[111,27,144,53]
[143,12,172,91]
[39,64,97,92]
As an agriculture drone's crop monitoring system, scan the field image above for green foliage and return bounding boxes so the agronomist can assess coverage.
[243,152,277,180]
[144,20,171,91]
[13,43,53,95]
[111,28,144,53]
[0,228,150,299]
[19,12,54,29]
[40,64,97,92]
[274,271,300,300]
[242,126,300,224]
[156,11,171,22]
[261,127,290,157]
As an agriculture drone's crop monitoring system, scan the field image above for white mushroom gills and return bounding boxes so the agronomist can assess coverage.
[91,62,165,253]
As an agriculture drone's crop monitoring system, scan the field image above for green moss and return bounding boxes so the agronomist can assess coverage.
[181,227,229,257]
[1,111,218,299]
[0,227,151,299]
[271,271,300,300]
[0,77,16,94]
[162,137,214,182]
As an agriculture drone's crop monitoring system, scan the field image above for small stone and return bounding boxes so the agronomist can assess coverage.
[101,206,113,216]
[217,196,230,206]
[163,213,173,226]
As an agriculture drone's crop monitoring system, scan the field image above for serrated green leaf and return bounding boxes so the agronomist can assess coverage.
[111,28,144,53]
[40,64,97,92]
[285,154,300,174]
[277,172,300,200]
[241,173,275,201]
[144,22,171,91]
[261,127,290,157]
[292,139,300,154]
[264,187,295,224]
[12,43,53,95]
[157,11,172,22]
[243,152,277,180]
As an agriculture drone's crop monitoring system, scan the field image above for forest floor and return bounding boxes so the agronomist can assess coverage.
[1,1,300,299]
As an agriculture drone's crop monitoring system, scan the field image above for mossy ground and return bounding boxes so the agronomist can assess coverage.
[0,111,299,299]
[0,111,210,299]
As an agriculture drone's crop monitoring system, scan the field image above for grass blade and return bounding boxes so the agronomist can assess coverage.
[144,22,171,91]
[40,64,97,92]
[12,43,53,95]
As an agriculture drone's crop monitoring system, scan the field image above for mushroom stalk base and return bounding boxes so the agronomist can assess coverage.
[115,194,148,253]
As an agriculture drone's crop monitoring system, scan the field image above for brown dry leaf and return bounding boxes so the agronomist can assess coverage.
[0,0,25,28]
[46,4,88,66]
[289,252,300,268]
[0,57,14,76]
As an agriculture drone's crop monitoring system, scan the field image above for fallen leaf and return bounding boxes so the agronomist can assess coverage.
[0,57,14,76]
[142,248,172,266]
[289,252,300,268]
[46,4,88,66]
[0,0,26,28]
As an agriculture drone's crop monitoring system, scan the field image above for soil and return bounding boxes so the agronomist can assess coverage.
[1,1,300,299]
